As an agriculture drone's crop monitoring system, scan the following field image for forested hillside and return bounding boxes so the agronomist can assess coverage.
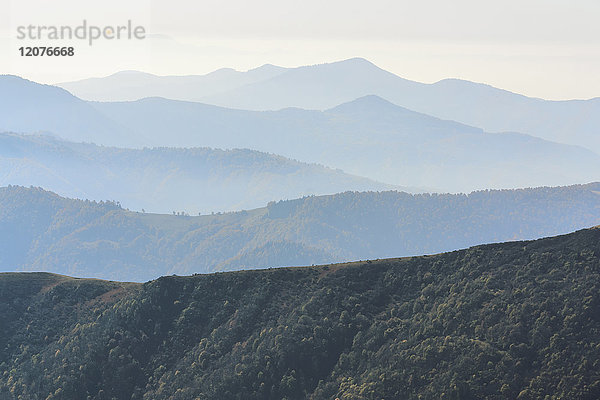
[0,133,397,214]
[1,227,600,399]
[2,184,600,281]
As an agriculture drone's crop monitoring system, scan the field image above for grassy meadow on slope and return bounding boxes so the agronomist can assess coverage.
[1,183,600,281]
[1,227,600,399]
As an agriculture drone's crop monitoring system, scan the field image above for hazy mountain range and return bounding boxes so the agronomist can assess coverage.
[91,95,600,192]
[2,183,599,281]
[58,58,600,154]
[0,75,130,145]
[57,64,287,103]
[0,133,399,214]
[2,75,600,193]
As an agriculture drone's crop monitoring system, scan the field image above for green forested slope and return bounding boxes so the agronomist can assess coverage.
[1,227,600,399]
[2,184,600,281]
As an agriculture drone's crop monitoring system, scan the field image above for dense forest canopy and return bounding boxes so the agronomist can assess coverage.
[1,183,600,281]
[1,226,599,399]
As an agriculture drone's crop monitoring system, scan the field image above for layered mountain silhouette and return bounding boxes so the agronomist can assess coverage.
[5,52,600,400]
[3,75,600,193]
[0,133,398,214]
[57,58,600,153]
[2,183,599,281]
[57,64,286,102]
[90,96,600,192]
[0,75,132,145]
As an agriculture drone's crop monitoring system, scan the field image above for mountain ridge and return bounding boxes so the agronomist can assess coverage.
[0,132,400,214]
[87,94,600,192]
[2,183,600,281]
[1,226,600,399]
[5,74,600,193]
[55,58,600,153]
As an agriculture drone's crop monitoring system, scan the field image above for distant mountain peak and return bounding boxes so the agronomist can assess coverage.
[1,74,75,95]
[249,63,284,72]
[1,74,36,84]
[295,58,384,74]
[205,67,239,76]
[97,71,159,80]
[1,74,21,79]
[113,70,154,76]
[326,95,404,114]
[432,78,532,99]
[337,57,376,66]
[349,94,395,105]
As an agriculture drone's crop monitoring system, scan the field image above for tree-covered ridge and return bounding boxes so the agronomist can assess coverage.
[1,227,600,399]
[0,273,136,373]
[2,183,600,281]
[0,132,396,214]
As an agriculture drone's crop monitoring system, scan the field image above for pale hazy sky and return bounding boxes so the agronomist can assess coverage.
[1,0,599,100]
